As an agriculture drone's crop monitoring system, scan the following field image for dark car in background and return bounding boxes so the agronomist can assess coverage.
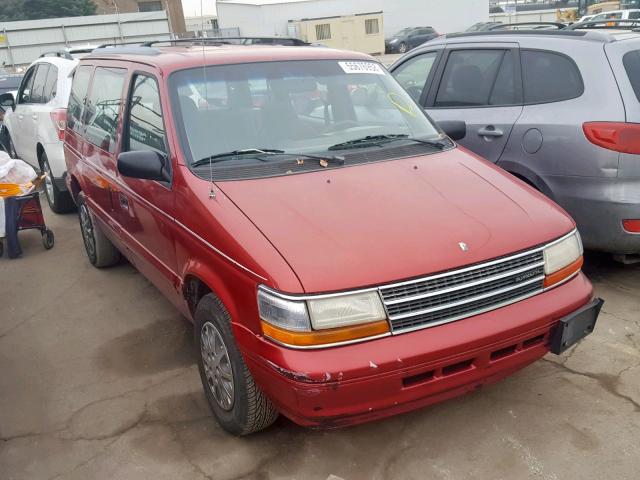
[0,72,23,153]
[0,72,23,96]
[385,27,439,53]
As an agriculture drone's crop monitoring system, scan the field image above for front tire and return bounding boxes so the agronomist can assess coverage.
[77,192,120,268]
[398,42,408,53]
[195,294,278,435]
[41,152,75,213]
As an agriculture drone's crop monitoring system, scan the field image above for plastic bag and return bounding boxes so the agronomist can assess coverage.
[0,151,37,185]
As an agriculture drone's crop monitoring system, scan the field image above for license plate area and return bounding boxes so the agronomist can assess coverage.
[550,298,604,354]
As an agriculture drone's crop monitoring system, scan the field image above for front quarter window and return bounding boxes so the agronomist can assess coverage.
[392,52,438,102]
[125,74,167,154]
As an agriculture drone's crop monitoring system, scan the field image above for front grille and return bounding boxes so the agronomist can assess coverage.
[380,249,545,333]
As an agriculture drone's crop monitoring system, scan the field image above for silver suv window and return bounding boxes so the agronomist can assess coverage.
[393,52,439,102]
[623,50,640,102]
[434,49,517,107]
[521,50,584,104]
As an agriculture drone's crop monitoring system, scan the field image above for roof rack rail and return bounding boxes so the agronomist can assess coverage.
[140,36,310,47]
[567,19,640,31]
[39,50,74,60]
[488,22,567,31]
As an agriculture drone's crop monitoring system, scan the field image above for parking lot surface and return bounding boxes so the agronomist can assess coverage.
[1,204,639,480]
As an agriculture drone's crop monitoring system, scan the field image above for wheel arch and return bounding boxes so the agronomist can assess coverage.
[181,267,242,325]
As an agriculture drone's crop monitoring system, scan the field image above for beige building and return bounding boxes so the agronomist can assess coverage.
[94,0,186,33]
[290,12,384,55]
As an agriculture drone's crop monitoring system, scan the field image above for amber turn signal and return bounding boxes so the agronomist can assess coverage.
[544,256,584,288]
[261,320,390,347]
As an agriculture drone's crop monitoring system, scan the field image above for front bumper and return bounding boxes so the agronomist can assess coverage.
[237,273,594,428]
[385,42,401,53]
[544,175,640,254]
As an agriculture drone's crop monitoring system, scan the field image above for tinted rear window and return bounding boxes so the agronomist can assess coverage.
[623,50,640,102]
[521,50,584,104]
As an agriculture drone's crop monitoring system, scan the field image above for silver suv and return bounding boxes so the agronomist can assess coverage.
[389,26,640,263]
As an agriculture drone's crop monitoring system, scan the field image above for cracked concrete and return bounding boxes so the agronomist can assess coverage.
[1,206,639,479]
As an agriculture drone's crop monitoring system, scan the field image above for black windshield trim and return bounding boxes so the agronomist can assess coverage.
[191,142,455,182]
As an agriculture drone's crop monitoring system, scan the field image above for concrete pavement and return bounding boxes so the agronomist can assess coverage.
[1,204,639,479]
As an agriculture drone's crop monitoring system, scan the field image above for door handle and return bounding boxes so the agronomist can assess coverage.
[18,114,23,121]
[478,126,504,137]
[118,192,129,211]
[32,114,38,121]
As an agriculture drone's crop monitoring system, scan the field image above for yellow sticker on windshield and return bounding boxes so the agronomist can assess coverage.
[388,92,417,117]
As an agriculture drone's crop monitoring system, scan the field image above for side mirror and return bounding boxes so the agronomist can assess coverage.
[438,120,467,141]
[117,150,171,182]
[0,92,15,111]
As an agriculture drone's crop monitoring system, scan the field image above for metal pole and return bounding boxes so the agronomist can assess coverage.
[61,24,69,47]
[3,28,15,69]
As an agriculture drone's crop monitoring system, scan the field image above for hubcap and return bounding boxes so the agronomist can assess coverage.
[201,322,234,411]
[43,160,54,203]
[79,204,96,259]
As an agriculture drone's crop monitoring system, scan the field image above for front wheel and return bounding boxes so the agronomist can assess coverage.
[398,42,408,53]
[195,294,278,435]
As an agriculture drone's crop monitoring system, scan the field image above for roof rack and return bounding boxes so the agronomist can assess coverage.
[140,37,310,47]
[39,50,74,60]
[488,22,567,30]
[567,19,640,31]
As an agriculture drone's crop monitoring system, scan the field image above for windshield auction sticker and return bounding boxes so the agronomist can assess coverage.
[339,61,385,75]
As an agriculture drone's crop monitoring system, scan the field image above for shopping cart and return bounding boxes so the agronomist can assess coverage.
[0,175,54,258]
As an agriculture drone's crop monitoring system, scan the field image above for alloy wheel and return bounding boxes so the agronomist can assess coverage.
[201,321,235,411]
[79,203,96,260]
[43,159,55,205]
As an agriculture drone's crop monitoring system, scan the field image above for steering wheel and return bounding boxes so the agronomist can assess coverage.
[326,120,359,132]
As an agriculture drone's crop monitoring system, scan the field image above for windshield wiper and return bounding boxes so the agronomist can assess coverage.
[191,148,285,167]
[192,149,346,168]
[328,134,449,151]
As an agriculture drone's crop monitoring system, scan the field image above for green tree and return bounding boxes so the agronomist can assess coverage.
[0,0,96,21]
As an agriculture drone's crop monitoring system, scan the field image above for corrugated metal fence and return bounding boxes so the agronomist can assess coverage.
[0,11,172,68]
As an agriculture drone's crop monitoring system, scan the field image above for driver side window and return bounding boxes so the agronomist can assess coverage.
[391,52,438,103]
[18,65,37,105]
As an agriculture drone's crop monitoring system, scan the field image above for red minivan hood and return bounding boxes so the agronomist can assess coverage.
[217,148,574,293]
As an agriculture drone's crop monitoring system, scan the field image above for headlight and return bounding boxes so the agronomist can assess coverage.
[543,230,583,288]
[257,287,389,348]
[308,291,387,329]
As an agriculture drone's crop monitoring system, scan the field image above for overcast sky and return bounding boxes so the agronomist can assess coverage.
[181,0,217,18]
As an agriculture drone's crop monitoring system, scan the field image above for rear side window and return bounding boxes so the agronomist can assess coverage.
[84,67,127,153]
[42,65,58,103]
[126,75,167,154]
[521,50,583,104]
[392,51,439,102]
[67,65,93,134]
[30,64,50,104]
[434,49,517,107]
[623,50,640,102]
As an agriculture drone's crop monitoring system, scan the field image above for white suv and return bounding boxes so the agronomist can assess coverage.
[3,53,78,212]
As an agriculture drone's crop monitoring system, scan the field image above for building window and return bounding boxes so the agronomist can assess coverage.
[365,18,379,35]
[315,23,331,41]
[138,1,163,12]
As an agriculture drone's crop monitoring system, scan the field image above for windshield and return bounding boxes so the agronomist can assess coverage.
[392,28,412,37]
[170,59,441,174]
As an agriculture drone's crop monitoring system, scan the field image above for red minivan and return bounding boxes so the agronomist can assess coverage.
[64,40,602,435]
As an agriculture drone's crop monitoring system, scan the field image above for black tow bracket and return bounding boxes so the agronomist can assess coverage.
[550,298,604,355]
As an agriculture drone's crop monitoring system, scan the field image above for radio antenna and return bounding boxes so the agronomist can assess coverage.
[200,0,215,199]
